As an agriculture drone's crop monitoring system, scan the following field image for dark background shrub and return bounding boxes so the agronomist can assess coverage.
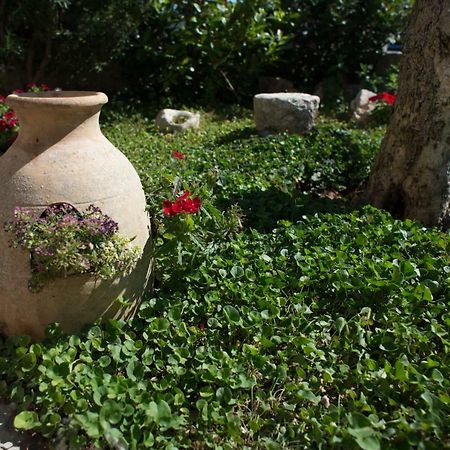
[0,0,412,105]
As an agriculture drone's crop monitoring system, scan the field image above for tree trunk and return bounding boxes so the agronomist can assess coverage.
[362,0,450,227]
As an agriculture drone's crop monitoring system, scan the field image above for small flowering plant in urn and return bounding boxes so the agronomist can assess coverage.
[4,203,141,292]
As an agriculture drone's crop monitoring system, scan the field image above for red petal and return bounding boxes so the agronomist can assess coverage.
[172,201,182,214]
[178,191,190,200]
[162,199,174,216]
[171,150,186,159]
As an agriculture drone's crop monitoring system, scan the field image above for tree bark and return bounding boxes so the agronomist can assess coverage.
[362,0,450,227]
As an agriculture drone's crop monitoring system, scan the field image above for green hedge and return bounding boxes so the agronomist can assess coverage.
[0,0,412,104]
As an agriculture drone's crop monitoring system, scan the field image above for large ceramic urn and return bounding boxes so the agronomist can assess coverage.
[0,91,152,340]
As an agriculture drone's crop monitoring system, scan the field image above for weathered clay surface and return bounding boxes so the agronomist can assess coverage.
[350,89,377,121]
[155,109,200,133]
[253,93,320,135]
[0,91,152,340]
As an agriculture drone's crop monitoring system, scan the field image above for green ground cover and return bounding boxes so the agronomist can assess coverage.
[0,111,449,449]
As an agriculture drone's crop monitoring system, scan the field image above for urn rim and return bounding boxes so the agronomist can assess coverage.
[5,91,108,108]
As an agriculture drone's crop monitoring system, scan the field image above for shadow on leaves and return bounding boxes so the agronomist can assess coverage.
[219,187,349,232]
[213,126,256,146]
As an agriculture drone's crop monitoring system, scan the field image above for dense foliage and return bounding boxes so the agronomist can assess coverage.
[104,113,384,230]
[265,0,411,90]
[0,112,448,449]
[0,0,412,103]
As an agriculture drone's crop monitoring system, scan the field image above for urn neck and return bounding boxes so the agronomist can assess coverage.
[5,91,108,148]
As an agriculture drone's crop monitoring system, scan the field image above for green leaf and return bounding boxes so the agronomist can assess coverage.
[348,413,380,450]
[335,316,347,333]
[230,266,244,278]
[100,400,122,425]
[158,400,172,420]
[20,353,37,372]
[348,413,372,429]
[14,411,40,430]
[421,390,439,411]
[74,411,101,438]
[146,401,159,423]
[261,254,272,263]
[223,305,241,324]
[153,318,170,331]
[98,355,111,368]
[431,369,444,383]
[144,432,155,447]
[350,432,380,450]
[296,389,320,404]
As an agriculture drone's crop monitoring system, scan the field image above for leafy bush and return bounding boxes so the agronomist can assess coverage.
[359,63,400,95]
[0,0,412,104]
[271,1,412,90]
[0,0,284,103]
[119,0,287,104]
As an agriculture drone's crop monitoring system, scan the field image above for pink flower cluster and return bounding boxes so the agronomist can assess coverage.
[369,92,396,106]
[163,190,201,216]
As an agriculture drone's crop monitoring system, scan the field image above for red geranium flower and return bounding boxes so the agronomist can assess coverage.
[369,92,396,106]
[3,111,16,120]
[0,96,5,103]
[40,84,51,91]
[0,111,18,129]
[172,150,186,160]
[162,190,202,216]
[12,89,25,94]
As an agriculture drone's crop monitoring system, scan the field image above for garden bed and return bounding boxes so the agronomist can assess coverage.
[0,111,448,449]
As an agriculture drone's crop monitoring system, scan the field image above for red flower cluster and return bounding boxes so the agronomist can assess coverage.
[172,150,186,160]
[26,83,51,91]
[1,84,53,135]
[369,92,396,106]
[163,191,201,216]
[0,111,18,131]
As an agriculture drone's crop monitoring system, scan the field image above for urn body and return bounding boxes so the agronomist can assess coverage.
[0,91,152,340]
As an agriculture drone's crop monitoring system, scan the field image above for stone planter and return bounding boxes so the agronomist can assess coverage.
[0,91,152,340]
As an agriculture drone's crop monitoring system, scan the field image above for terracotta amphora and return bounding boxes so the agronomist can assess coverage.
[0,91,152,340]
